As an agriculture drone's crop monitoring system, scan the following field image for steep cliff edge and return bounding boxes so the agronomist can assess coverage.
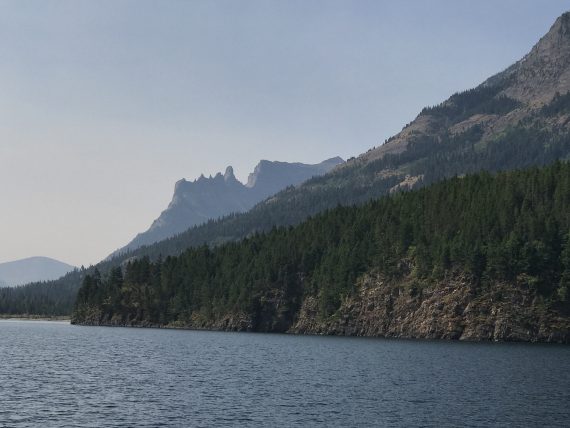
[111,157,343,256]
[291,274,569,342]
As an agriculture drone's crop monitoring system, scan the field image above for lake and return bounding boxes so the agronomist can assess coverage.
[0,320,569,427]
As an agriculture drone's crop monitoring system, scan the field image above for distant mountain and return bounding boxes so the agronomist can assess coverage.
[0,257,76,287]
[111,157,344,256]
[244,158,343,197]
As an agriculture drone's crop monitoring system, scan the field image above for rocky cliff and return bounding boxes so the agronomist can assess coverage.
[290,274,570,342]
[73,272,570,343]
[111,157,343,256]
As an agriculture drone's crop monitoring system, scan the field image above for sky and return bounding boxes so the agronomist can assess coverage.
[0,1,568,267]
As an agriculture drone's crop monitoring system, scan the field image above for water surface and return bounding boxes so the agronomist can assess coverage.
[1,320,569,427]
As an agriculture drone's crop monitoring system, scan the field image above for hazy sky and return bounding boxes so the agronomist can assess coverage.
[1,1,568,267]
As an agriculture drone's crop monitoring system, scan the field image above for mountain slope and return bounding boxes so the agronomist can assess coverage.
[72,162,570,342]
[106,12,570,263]
[113,157,343,256]
[362,11,570,164]
[0,257,76,287]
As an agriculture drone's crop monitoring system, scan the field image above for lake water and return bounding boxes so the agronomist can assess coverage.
[0,321,569,427]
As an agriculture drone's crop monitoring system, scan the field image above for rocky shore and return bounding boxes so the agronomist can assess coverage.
[72,273,570,343]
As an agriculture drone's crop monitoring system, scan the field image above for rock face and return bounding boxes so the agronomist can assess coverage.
[498,11,570,105]
[0,257,76,287]
[73,272,570,343]
[245,159,342,196]
[112,157,344,256]
[290,274,570,343]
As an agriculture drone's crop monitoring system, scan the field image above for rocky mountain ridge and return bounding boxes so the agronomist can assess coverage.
[359,12,570,166]
[112,157,343,256]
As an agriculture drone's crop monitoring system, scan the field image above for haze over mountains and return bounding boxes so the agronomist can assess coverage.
[113,157,344,256]
[3,12,570,331]
[0,257,75,288]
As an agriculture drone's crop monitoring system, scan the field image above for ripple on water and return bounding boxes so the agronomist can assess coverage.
[0,321,569,427]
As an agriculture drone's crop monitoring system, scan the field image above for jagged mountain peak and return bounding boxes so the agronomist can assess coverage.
[246,160,271,188]
[224,166,236,182]
[494,10,570,104]
[550,11,570,38]
[109,157,343,257]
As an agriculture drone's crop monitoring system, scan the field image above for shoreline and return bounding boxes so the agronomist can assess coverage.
[70,320,570,344]
[0,315,70,322]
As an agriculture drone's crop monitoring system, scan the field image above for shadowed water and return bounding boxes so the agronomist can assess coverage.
[0,320,569,427]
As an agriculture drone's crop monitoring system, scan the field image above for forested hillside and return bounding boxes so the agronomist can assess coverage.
[72,162,570,342]
[0,270,81,316]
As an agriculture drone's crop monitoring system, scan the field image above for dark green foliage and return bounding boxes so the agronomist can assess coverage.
[399,125,570,185]
[0,269,82,316]
[541,91,570,117]
[73,162,570,327]
[420,83,520,123]
[559,231,570,303]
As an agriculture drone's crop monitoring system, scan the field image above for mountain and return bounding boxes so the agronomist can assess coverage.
[100,12,570,264]
[0,257,76,287]
[4,12,570,318]
[72,162,570,342]
[360,10,570,165]
[112,157,344,256]
[244,158,343,196]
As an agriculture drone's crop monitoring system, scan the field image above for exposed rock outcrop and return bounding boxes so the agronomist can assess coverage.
[73,272,570,343]
[110,157,344,257]
[291,274,570,343]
